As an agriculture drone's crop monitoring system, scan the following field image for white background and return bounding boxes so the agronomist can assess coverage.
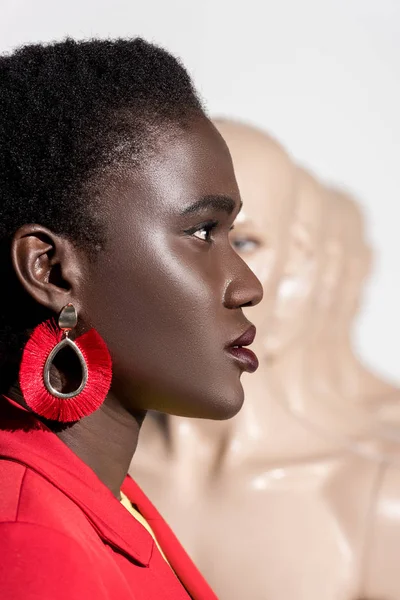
[1,0,399,381]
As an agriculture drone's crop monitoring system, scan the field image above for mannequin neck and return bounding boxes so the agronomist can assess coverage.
[316,322,398,400]
[255,341,372,441]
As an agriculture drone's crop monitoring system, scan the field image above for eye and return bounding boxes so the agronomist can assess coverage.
[188,221,218,243]
[230,236,261,253]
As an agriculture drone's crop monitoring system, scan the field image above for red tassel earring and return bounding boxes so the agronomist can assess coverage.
[19,304,112,422]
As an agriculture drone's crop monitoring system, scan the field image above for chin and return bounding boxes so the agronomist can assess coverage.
[206,375,246,420]
[171,381,245,421]
[126,367,246,421]
[211,390,245,420]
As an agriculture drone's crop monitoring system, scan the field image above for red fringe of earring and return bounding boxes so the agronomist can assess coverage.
[19,319,112,422]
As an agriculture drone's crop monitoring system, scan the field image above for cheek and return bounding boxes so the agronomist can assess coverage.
[279,260,319,311]
[84,236,245,418]
[85,237,225,373]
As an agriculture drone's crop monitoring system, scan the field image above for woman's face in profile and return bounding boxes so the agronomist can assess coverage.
[82,117,263,420]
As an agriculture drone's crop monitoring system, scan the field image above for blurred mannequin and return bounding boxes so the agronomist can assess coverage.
[304,189,400,598]
[131,124,400,600]
[311,189,400,435]
[259,183,377,444]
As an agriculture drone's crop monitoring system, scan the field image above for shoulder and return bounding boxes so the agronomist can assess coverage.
[323,451,380,519]
[0,457,92,536]
[0,521,109,599]
[362,459,400,597]
[0,459,111,598]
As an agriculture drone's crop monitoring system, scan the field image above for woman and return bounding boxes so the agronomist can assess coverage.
[0,38,262,599]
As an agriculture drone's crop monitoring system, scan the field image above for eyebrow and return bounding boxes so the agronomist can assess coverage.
[180,195,242,216]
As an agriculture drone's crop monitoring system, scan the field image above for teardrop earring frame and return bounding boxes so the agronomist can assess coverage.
[43,304,88,399]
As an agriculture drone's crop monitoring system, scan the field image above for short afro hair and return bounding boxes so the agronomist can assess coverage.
[0,37,203,249]
[0,37,204,387]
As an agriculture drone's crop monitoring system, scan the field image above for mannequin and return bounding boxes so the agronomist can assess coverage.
[264,187,378,445]
[311,189,400,436]
[131,122,400,600]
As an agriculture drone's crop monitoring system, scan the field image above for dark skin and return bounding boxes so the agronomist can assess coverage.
[7,116,263,497]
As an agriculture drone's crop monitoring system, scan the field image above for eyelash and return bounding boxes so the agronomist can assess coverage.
[185,221,236,244]
[186,220,218,243]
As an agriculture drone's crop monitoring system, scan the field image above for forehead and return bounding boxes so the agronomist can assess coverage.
[103,117,240,222]
[144,119,239,207]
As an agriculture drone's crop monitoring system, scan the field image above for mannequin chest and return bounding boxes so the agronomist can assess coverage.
[133,454,381,600]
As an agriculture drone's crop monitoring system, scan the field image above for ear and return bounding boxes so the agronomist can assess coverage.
[11,224,86,316]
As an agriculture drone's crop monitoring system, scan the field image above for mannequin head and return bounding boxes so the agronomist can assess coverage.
[331,189,372,327]
[264,168,328,358]
[315,190,345,322]
[317,188,371,332]
[213,119,296,354]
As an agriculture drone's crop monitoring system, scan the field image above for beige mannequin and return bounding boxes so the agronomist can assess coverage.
[131,122,400,600]
[263,187,378,445]
[311,189,400,435]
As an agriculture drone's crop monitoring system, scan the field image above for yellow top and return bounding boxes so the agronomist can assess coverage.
[120,490,170,565]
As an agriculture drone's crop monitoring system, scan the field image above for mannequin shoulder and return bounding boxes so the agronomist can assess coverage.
[362,459,400,598]
[320,453,381,547]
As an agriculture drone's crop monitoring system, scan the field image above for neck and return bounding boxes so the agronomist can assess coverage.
[6,382,144,498]
[266,342,362,434]
[166,413,236,481]
[315,323,394,400]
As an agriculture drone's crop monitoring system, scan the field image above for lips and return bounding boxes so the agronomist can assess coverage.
[226,324,259,373]
[229,325,257,348]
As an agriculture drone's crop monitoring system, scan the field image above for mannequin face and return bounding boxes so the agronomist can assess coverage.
[264,169,327,357]
[214,120,296,354]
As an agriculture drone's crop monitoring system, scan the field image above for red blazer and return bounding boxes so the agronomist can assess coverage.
[0,396,218,600]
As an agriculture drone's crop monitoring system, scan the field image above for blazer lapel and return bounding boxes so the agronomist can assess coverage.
[122,475,218,600]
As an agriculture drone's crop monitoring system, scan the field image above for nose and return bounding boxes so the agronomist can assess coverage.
[224,252,264,309]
